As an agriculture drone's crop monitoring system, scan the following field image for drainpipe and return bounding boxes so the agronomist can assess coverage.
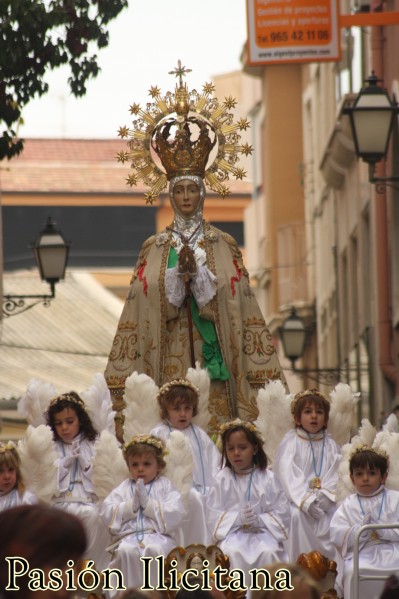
[371,12,397,390]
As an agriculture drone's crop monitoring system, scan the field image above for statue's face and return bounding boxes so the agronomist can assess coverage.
[172,179,201,218]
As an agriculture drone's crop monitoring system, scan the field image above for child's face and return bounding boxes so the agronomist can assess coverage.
[127,451,159,484]
[0,463,17,494]
[166,400,194,430]
[350,465,387,495]
[225,430,257,472]
[54,407,80,443]
[296,401,326,434]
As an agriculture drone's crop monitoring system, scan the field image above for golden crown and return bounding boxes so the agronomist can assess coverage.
[350,444,389,462]
[157,379,200,405]
[219,418,265,445]
[48,393,86,411]
[0,441,17,454]
[117,60,253,204]
[123,434,166,457]
[290,388,329,415]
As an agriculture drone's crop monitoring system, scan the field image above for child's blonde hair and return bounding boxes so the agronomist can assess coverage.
[0,441,24,495]
[157,380,199,420]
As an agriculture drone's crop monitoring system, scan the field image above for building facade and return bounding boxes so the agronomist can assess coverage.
[244,0,399,424]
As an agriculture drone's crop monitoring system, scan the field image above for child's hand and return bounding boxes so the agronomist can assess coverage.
[136,478,148,508]
[132,486,140,513]
[308,498,325,519]
[238,505,259,528]
[361,512,372,526]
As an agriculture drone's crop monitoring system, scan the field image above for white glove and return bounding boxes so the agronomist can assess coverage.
[361,512,372,526]
[237,505,260,528]
[136,478,148,508]
[61,449,80,467]
[132,485,140,513]
[308,499,325,519]
[316,493,332,512]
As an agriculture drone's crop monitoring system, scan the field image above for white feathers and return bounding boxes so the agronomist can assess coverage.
[92,430,128,499]
[382,413,399,433]
[164,431,193,503]
[254,379,293,465]
[336,442,356,503]
[187,362,211,431]
[17,424,58,503]
[122,371,160,444]
[328,383,359,447]
[18,379,57,426]
[351,418,377,449]
[373,430,399,491]
[81,373,115,434]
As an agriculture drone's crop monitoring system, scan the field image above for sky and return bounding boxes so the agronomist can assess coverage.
[19,0,248,139]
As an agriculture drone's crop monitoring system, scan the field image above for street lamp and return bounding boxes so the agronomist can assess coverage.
[344,72,399,191]
[3,217,70,317]
[279,307,341,385]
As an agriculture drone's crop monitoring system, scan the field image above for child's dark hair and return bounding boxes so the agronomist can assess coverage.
[158,382,199,420]
[0,442,24,495]
[349,447,389,476]
[221,423,268,470]
[124,437,166,473]
[45,392,97,441]
[291,389,330,427]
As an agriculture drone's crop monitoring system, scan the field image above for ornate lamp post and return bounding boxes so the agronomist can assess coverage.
[3,217,70,317]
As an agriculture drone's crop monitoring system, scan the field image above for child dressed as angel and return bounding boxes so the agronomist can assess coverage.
[330,446,399,599]
[149,378,220,545]
[100,435,185,595]
[207,419,290,585]
[44,391,111,571]
[273,389,342,565]
[17,375,116,573]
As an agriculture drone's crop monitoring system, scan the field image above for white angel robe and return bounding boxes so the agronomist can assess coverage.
[207,467,290,590]
[150,421,220,545]
[0,488,37,511]
[52,437,110,571]
[273,427,342,564]
[330,487,399,599]
[100,476,185,596]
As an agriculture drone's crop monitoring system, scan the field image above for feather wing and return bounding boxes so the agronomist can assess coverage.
[122,371,160,443]
[17,424,58,503]
[92,430,128,498]
[328,383,359,447]
[80,373,116,434]
[336,442,356,503]
[382,413,399,433]
[18,379,57,427]
[373,430,399,491]
[351,418,377,448]
[187,362,211,431]
[163,430,193,505]
[254,379,293,466]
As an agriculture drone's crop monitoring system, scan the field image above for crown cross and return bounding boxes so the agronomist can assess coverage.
[169,60,192,86]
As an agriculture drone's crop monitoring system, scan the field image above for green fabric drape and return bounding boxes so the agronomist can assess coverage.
[168,247,229,381]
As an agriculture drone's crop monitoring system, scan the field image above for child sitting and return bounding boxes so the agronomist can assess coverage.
[207,419,290,590]
[0,441,36,511]
[100,434,185,596]
[150,378,220,544]
[45,392,110,571]
[273,389,341,565]
[330,446,399,599]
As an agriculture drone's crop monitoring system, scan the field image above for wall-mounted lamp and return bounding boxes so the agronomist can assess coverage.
[3,217,70,317]
[343,72,399,192]
[279,307,341,385]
